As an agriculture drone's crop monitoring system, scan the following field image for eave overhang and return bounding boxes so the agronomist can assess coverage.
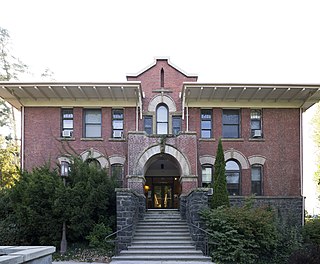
[0,82,143,112]
[182,83,320,112]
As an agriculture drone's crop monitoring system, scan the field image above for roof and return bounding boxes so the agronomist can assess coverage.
[0,82,143,112]
[126,57,198,79]
[182,83,320,112]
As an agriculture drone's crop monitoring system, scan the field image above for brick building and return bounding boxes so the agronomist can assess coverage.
[1,58,320,225]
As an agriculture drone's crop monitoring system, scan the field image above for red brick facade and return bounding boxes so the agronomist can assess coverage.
[21,58,302,202]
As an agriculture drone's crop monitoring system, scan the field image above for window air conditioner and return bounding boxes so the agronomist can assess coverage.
[253,130,262,138]
[113,130,123,138]
[62,130,72,137]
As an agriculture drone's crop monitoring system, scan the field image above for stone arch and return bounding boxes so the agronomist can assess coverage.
[224,149,249,169]
[134,145,190,176]
[58,155,72,164]
[80,149,109,169]
[109,155,126,165]
[199,155,215,166]
[148,94,177,112]
[248,155,266,166]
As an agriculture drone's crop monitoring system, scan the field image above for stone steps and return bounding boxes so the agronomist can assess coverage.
[110,209,212,263]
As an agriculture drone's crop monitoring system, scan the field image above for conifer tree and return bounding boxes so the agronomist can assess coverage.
[211,139,230,208]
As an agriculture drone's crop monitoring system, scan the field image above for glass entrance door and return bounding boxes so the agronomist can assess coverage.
[153,184,173,208]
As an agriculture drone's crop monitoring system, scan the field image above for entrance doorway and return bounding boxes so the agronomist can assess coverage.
[144,154,181,209]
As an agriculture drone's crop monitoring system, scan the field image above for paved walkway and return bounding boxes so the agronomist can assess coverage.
[52,260,106,264]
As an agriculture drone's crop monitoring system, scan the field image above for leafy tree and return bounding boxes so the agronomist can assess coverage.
[313,103,320,192]
[0,158,118,247]
[0,135,19,189]
[211,139,230,208]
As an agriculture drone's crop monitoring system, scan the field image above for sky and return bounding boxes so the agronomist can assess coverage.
[0,0,319,213]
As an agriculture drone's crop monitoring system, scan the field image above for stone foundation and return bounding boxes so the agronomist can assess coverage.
[229,196,304,226]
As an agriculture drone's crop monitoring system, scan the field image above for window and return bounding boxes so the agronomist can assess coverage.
[172,116,181,135]
[86,158,101,169]
[144,116,153,135]
[84,109,101,138]
[251,165,262,195]
[201,109,212,138]
[222,109,240,138]
[112,164,124,186]
[112,109,124,138]
[160,68,164,88]
[60,161,70,177]
[61,109,73,137]
[226,160,240,195]
[156,104,168,134]
[202,164,213,187]
[251,109,262,138]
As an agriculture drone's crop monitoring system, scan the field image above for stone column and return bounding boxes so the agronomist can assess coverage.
[126,175,146,194]
[180,175,198,194]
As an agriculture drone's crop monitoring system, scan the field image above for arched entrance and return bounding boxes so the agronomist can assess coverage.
[144,154,181,209]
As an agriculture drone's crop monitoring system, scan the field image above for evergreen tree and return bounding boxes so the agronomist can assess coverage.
[211,139,230,208]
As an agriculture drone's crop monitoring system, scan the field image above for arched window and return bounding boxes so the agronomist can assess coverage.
[111,164,124,187]
[60,161,70,177]
[86,158,101,169]
[156,104,168,134]
[251,164,262,195]
[226,160,240,195]
[201,164,213,187]
[160,68,164,88]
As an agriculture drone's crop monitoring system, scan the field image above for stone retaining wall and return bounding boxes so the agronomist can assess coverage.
[0,246,55,264]
[115,188,146,254]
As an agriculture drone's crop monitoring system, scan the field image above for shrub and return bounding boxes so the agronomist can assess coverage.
[202,200,278,264]
[303,217,320,245]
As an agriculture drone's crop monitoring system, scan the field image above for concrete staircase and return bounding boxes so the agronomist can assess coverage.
[110,209,212,264]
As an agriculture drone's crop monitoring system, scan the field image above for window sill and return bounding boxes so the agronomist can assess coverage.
[199,138,216,142]
[81,137,104,141]
[249,138,265,142]
[59,137,76,141]
[221,138,244,142]
[109,138,126,142]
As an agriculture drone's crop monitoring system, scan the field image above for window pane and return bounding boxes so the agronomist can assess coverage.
[63,120,73,129]
[173,116,181,127]
[113,120,123,129]
[251,109,261,120]
[157,106,168,122]
[251,120,261,130]
[201,112,211,120]
[86,125,101,137]
[223,125,239,138]
[201,130,211,138]
[251,167,261,181]
[223,110,239,124]
[226,160,239,170]
[252,182,261,195]
[86,110,101,123]
[202,167,212,183]
[145,117,152,127]
[226,173,240,183]
[113,110,123,119]
[157,123,168,134]
[62,109,73,118]
[201,120,211,130]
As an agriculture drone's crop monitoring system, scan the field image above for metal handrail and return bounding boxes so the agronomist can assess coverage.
[104,223,134,256]
[188,222,215,256]
[104,223,134,241]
